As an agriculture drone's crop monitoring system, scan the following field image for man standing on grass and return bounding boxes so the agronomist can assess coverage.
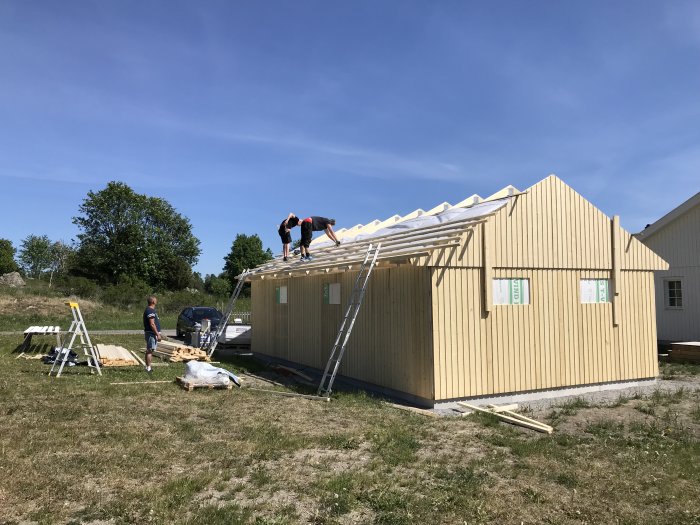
[143,295,161,374]
[299,217,340,261]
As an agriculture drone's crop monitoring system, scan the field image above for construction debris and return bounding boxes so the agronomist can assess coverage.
[458,402,553,434]
[153,340,209,362]
[95,344,140,367]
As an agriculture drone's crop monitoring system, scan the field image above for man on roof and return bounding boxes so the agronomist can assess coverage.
[299,216,340,261]
[278,213,300,262]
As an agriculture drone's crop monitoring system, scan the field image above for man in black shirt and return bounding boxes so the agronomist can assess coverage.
[143,295,161,374]
[299,216,340,261]
[278,213,300,262]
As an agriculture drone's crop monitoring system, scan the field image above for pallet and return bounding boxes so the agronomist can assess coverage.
[668,342,700,364]
[175,376,233,392]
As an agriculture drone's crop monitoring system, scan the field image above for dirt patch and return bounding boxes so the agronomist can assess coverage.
[0,294,102,319]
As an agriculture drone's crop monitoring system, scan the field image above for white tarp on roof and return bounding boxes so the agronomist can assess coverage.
[312,198,510,248]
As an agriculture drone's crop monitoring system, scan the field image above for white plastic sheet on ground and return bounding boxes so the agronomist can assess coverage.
[183,361,241,387]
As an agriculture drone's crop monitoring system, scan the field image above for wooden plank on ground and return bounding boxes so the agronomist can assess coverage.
[458,402,553,434]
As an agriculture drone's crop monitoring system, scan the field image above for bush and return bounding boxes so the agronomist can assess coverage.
[101,277,151,309]
[56,276,99,299]
[156,290,206,315]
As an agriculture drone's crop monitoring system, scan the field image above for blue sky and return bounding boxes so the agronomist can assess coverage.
[1,1,699,277]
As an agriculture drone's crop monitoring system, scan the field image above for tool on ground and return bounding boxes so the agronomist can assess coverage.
[48,302,102,378]
[317,243,381,398]
[204,270,252,357]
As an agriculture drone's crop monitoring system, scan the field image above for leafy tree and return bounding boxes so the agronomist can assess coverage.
[18,235,53,278]
[18,236,76,286]
[0,239,19,274]
[204,273,231,298]
[222,234,272,296]
[189,272,205,292]
[72,181,201,290]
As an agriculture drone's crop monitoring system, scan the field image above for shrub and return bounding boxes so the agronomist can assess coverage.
[56,276,99,299]
[101,277,151,309]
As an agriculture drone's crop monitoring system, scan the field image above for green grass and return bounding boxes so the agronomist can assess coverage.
[0,334,699,524]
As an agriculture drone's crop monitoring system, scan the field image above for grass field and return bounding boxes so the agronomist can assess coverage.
[1,333,699,524]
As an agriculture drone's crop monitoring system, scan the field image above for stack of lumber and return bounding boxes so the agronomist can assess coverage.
[668,342,700,364]
[154,340,209,362]
[95,344,141,367]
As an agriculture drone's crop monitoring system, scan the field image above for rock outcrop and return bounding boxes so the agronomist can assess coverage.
[0,272,26,287]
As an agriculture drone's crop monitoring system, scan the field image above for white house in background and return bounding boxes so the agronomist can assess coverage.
[637,192,700,342]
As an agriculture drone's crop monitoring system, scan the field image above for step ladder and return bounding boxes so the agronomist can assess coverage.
[317,243,381,398]
[205,270,252,357]
[49,302,102,378]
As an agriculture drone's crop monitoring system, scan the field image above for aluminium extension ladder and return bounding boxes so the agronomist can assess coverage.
[317,243,381,398]
[49,302,102,378]
[205,270,252,357]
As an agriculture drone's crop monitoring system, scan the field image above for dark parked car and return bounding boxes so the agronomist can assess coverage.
[176,307,223,337]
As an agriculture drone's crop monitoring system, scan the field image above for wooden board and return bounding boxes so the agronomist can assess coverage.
[95,344,140,367]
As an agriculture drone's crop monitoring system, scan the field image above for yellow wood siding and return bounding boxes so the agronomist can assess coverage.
[252,266,434,399]
[488,175,666,271]
[431,268,659,400]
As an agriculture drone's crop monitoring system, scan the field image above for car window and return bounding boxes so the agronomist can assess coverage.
[192,309,221,322]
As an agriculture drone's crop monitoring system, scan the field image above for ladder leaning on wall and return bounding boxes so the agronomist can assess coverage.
[205,270,252,357]
[48,302,102,378]
[317,243,381,398]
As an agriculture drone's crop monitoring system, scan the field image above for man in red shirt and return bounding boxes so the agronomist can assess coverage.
[299,216,340,261]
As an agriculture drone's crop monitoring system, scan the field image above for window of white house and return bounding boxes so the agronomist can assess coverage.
[664,280,683,309]
[493,278,530,305]
[323,283,341,305]
[580,279,610,304]
[275,285,287,304]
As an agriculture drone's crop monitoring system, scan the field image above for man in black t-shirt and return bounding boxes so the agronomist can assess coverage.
[143,295,161,374]
[278,213,300,262]
[299,216,340,261]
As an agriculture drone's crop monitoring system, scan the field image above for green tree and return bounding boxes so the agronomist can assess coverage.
[222,234,272,295]
[72,181,201,290]
[18,235,53,278]
[204,273,231,298]
[0,239,19,274]
[18,236,76,286]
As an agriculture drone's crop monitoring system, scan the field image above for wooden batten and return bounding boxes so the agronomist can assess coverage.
[612,215,621,326]
[482,220,493,313]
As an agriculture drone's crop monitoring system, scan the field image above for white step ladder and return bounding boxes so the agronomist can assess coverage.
[205,270,252,357]
[317,243,381,398]
[49,302,102,377]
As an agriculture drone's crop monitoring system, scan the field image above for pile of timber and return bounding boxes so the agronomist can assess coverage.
[668,342,700,364]
[95,344,142,367]
[154,340,209,362]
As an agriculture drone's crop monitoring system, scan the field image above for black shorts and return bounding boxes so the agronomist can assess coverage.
[300,221,313,248]
[278,226,292,244]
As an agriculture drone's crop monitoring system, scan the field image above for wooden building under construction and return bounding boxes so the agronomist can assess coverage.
[246,175,668,405]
